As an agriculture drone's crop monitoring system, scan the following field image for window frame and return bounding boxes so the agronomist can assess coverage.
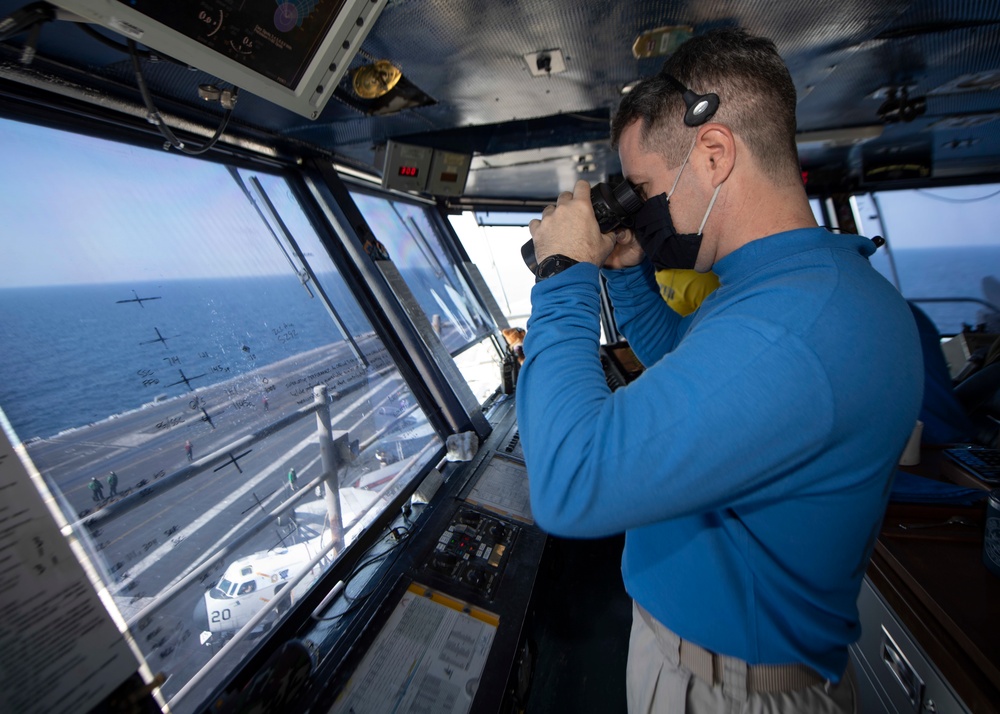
[0,108,455,712]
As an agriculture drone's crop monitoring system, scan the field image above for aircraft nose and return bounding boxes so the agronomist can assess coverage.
[193,596,209,631]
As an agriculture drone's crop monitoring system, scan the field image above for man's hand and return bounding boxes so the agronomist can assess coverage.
[602,227,645,270]
[528,180,614,266]
[528,180,646,269]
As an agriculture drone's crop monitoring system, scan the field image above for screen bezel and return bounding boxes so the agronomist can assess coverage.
[49,0,388,119]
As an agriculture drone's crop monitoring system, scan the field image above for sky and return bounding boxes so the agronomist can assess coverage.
[2,114,998,293]
[0,118,307,287]
[853,186,1000,249]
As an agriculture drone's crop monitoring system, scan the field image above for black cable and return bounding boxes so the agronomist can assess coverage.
[342,527,411,601]
[127,38,238,156]
[312,526,412,621]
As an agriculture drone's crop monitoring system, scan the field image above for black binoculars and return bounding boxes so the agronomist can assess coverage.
[521,180,643,273]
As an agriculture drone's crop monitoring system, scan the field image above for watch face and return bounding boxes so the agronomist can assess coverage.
[537,255,577,280]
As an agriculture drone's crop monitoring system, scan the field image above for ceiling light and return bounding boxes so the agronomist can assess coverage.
[631,26,693,59]
[524,49,566,77]
[352,60,402,99]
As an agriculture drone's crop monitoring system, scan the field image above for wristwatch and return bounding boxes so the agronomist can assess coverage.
[535,254,579,282]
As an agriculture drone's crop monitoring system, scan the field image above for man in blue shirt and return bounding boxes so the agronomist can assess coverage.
[517,28,922,713]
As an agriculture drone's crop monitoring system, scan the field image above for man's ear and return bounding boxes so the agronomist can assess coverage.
[697,124,735,187]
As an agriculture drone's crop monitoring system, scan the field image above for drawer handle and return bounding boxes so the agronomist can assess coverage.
[881,626,925,710]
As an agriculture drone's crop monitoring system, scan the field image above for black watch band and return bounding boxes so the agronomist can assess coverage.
[535,254,579,282]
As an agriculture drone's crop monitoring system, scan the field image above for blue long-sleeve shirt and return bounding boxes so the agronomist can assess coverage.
[516,228,923,680]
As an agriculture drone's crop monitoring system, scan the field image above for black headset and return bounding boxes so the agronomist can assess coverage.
[661,73,720,127]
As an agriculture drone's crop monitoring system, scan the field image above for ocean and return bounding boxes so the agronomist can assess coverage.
[0,274,371,441]
[868,245,1000,334]
[1,246,997,441]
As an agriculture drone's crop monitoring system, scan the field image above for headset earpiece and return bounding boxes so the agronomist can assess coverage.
[681,89,719,126]
[662,73,720,127]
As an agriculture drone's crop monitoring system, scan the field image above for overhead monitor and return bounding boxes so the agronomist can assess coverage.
[48,0,389,119]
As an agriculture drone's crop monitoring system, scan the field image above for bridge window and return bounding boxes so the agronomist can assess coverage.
[0,116,443,711]
[449,211,536,331]
[854,187,1000,335]
[348,189,503,403]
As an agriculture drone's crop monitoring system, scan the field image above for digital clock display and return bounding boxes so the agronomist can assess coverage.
[398,166,420,178]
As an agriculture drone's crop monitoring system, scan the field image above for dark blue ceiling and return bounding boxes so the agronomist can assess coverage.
[1,0,999,201]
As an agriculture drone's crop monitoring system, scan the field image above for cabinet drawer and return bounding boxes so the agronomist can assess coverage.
[851,577,971,714]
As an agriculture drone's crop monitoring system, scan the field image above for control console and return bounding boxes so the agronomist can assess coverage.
[419,506,518,600]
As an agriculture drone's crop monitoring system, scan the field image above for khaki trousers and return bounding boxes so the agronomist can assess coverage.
[627,602,857,714]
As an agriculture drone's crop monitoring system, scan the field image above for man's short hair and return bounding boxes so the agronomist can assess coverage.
[611,28,800,183]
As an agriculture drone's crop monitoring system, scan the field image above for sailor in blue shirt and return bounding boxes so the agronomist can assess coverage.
[517,28,922,713]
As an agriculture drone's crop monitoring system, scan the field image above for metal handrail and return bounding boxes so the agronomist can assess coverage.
[77,399,323,529]
[110,385,414,621]
[908,296,1000,314]
[123,469,329,628]
[166,441,437,709]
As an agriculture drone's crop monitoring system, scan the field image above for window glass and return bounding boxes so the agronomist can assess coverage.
[854,187,1000,334]
[349,190,493,353]
[445,211,542,403]
[0,118,441,711]
[450,211,534,330]
[450,211,614,346]
[809,198,826,228]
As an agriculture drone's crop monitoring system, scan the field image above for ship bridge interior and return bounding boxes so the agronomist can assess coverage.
[0,1,999,714]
